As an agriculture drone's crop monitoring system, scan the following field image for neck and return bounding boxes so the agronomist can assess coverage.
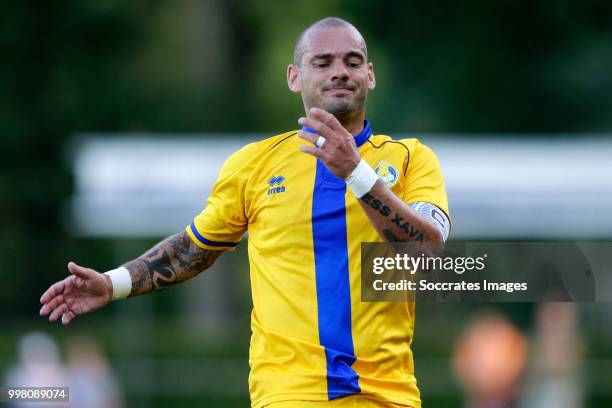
[337,110,366,136]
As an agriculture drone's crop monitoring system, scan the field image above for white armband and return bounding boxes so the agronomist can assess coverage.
[409,202,451,242]
[346,159,379,198]
[103,267,132,301]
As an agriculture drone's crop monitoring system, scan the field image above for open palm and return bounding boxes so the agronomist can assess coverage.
[40,262,113,325]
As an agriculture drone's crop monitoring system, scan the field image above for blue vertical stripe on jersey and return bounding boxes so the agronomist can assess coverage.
[311,159,361,400]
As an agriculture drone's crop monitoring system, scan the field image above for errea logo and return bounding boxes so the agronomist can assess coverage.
[267,176,286,195]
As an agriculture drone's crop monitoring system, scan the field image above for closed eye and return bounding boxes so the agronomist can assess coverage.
[346,58,363,68]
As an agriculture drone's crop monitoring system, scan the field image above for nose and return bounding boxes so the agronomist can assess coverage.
[330,60,349,82]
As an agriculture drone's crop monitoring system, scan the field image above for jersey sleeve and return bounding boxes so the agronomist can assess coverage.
[401,140,451,222]
[186,149,249,251]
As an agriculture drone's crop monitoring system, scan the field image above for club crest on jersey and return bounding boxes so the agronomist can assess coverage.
[375,160,399,187]
[267,175,286,195]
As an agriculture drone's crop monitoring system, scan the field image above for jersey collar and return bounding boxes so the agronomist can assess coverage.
[301,119,372,147]
[354,120,372,147]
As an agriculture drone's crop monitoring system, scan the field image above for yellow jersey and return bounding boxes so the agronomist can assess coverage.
[186,121,450,408]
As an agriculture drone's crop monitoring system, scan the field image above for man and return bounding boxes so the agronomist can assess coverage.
[40,17,450,408]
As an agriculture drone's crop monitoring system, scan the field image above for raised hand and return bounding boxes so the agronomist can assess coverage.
[40,262,114,325]
[297,107,361,179]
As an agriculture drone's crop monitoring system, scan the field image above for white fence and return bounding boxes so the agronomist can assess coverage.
[69,134,612,239]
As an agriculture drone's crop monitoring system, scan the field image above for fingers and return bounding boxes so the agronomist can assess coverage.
[297,129,318,145]
[308,107,342,132]
[298,108,350,147]
[68,261,96,280]
[40,263,92,325]
[40,294,64,316]
[40,280,65,304]
[298,116,336,141]
[49,303,68,322]
[40,262,84,304]
[62,311,76,326]
[300,145,331,160]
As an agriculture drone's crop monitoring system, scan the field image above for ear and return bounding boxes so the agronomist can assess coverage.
[367,62,376,91]
[287,64,302,93]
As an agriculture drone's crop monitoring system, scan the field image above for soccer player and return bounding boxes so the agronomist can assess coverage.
[40,17,450,408]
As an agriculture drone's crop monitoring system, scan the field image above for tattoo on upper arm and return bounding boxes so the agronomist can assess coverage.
[125,231,223,296]
[361,193,424,242]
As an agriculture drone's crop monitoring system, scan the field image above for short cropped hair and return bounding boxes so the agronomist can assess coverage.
[293,17,367,66]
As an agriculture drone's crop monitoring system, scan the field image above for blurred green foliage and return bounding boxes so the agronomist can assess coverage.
[3,0,611,314]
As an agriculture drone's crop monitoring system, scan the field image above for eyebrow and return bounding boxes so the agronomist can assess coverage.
[310,51,365,61]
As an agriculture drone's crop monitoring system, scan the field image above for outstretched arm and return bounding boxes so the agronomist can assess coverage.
[125,230,222,296]
[40,231,223,325]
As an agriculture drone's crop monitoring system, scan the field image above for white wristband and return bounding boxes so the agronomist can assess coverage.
[103,267,132,301]
[346,159,379,198]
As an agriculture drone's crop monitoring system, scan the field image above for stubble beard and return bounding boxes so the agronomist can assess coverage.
[320,93,366,122]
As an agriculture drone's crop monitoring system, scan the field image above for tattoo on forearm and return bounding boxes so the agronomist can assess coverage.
[124,231,223,296]
[382,229,402,242]
[390,213,424,241]
[361,193,424,242]
[361,193,392,216]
